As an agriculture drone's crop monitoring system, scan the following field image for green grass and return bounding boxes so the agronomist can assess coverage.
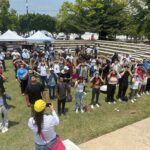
[0,60,150,150]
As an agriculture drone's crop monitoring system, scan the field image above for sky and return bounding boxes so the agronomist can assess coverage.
[9,0,75,16]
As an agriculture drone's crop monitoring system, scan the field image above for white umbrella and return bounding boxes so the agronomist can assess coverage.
[0,30,25,41]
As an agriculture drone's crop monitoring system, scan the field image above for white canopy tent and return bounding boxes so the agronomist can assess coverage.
[0,30,25,41]
[26,31,54,43]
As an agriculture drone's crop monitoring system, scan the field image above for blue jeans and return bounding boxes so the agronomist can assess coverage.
[48,86,56,99]
[35,137,57,150]
[75,92,84,110]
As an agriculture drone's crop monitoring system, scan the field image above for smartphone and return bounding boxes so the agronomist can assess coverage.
[46,103,51,107]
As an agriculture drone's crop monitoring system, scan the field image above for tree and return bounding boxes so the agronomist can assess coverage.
[0,0,10,32]
[19,14,56,33]
[57,0,128,39]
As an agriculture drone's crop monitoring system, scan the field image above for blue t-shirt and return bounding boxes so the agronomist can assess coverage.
[17,68,28,80]
[143,60,149,70]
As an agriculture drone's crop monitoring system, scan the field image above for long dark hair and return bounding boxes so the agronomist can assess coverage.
[34,111,44,135]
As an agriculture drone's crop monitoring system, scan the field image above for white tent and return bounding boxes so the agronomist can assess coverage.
[81,32,98,40]
[0,30,25,41]
[26,31,54,43]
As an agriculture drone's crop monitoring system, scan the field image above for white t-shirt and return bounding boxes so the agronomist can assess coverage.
[76,82,84,92]
[132,78,140,89]
[91,59,96,66]
[22,52,30,59]
[28,111,59,145]
[39,65,48,76]
[0,52,5,60]
[54,64,60,74]
[11,52,20,60]
[66,55,73,62]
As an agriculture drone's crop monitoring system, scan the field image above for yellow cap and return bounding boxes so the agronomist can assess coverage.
[34,100,46,112]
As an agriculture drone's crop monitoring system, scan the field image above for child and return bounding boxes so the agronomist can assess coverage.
[130,74,140,103]
[0,88,11,133]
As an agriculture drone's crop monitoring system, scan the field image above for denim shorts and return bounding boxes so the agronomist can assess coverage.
[35,137,57,150]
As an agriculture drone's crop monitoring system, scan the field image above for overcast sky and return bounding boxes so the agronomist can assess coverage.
[9,0,75,16]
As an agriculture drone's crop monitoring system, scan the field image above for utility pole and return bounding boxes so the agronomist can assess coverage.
[26,0,29,14]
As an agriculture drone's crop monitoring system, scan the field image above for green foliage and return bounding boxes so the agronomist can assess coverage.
[19,14,56,33]
[144,12,150,39]
[0,0,10,32]
[57,0,128,39]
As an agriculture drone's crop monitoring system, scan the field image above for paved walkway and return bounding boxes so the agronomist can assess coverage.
[79,118,150,150]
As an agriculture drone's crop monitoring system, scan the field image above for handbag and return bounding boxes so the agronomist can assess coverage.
[40,133,66,150]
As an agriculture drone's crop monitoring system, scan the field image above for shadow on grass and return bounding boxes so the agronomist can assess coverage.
[8,105,16,109]
[9,121,19,128]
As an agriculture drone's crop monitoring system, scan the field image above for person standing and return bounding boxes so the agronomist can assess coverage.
[0,88,11,133]
[0,50,6,71]
[25,75,45,115]
[38,61,48,88]
[47,68,58,100]
[90,72,104,109]
[117,65,132,102]
[28,100,60,150]
[107,70,120,104]
[75,77,85,113]
[56,77,68,116]
[17,63,28,95]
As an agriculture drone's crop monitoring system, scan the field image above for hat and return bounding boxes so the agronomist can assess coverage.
[64,66,69,70]
[49,68,54,71]
[34,100,46,112]
[61,70,65,74]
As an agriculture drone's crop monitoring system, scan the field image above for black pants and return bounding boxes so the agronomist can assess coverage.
[118,82,128,100]
[146,78,150,91]
[91,88,100,105]
[20,79,28,94]
[107,84,116,102]
[58,98,66,115]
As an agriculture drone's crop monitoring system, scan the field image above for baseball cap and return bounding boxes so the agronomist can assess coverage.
[34,99,46,112]
[64,66,69,70]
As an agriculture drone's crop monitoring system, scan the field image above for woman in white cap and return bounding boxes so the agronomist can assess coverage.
[28,99,60,150]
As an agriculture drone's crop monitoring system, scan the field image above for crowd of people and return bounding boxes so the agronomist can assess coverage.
[0,44,150,149]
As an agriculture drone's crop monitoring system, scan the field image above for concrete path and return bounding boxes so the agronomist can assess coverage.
[79,118,150,150]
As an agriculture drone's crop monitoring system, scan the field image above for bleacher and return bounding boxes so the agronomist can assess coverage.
[53,40,150,60]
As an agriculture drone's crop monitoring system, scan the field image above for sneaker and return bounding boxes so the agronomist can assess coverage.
[113,101,116,104]
[90,105,94,109]
[96,104,100,108]
[134,99,137,101]
[131,99,134,103]
[137,94,141,98]
[75,109,78,113]
[146,91,150,95]
[118,98,122,102]
[2,127,8,133]
[81,109,84,113]
[84,92,87,95]
[108,102,111,104]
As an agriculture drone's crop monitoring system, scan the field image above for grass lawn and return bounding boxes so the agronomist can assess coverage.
[0,60,150,150]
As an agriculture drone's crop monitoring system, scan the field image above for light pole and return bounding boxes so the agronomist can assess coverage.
[26,0,29,14]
